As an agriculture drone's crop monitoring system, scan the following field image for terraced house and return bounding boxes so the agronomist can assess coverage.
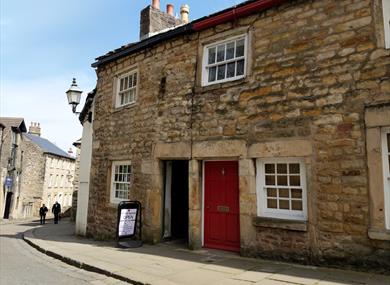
[84,0,390,269]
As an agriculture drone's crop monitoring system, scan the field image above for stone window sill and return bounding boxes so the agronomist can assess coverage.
[252,216,307,232]
[368,228,390,241]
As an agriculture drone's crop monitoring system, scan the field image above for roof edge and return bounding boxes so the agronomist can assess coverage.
[91,0,286,68]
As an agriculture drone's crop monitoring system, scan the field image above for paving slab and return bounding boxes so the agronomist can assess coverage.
[21,219,389,285]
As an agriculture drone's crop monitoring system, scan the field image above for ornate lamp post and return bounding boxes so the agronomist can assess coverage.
[66,78,83,114]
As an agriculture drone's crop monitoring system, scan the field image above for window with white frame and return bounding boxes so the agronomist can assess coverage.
[382,127,390,229]
[202,35,247,86]
[110,161,132,203]
[49,174,53,187]
[383,0,390,49]
[256,158,307,220]
[116,71,138,107]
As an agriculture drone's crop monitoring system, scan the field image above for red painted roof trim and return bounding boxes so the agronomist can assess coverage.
[193,0,286,31]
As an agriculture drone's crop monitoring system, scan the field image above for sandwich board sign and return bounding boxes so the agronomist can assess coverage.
[116,201,142,247]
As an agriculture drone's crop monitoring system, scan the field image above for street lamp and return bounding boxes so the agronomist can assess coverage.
[66,78,83,114]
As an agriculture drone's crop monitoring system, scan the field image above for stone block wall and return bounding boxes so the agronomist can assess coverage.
[88,0,390,269]
[19,137,45,218]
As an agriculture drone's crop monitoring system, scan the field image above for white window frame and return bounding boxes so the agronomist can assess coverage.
[256,158,308,221]
[383,0,390,49]
[116,70,138,108]
[110,161,132,204]
[381,127,390,229]
[201,34,248,86]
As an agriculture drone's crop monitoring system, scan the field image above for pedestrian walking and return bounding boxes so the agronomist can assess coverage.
[52,201,61,224]
[39,204,48,224]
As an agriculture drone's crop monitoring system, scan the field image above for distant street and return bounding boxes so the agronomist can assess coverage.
[0,220,128,285]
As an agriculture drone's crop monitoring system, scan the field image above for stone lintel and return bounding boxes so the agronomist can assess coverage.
[252,216,308,232]
[153,142,191,159]
[248,139,312,158]
[192,139,246,158]
[365,104,390,128]
[368,228,390,241]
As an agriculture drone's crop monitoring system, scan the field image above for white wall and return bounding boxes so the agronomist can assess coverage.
[75,114,93,236]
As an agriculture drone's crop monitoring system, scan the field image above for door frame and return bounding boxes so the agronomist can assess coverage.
[201,159,240,248]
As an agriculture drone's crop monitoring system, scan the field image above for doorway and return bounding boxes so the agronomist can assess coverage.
[163,160,189,242]
[3,192,13,219]
[204,161,240,252]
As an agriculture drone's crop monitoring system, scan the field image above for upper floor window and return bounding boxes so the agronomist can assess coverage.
[110,161,132,204]
[116,71,138,107]
[383,0,390,49]
[202,35,247,86]
[256,158,307,221]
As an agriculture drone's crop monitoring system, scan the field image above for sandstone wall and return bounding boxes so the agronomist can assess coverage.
[19,137,45,218]
[88,0,390,269]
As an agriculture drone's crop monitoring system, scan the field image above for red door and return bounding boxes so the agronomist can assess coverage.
[204,161,240,252]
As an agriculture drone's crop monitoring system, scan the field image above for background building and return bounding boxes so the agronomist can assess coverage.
[0,118,76,219]
[0,117,27,219]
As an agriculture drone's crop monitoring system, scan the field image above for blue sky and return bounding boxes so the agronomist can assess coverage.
[1,0,240,151]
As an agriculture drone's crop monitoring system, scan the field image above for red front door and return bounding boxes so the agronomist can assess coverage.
[204,161,240,252]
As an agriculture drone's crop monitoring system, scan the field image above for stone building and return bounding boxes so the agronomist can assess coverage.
[22,123,76,217]
[84,0,390,269]
[0,117,27,219]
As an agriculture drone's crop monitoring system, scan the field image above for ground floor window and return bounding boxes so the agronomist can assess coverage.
[256,158,307,221]
[110,161,132,204]
[382,127,390,229]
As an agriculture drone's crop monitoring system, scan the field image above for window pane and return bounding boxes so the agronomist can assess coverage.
[277,175,288,186]
[267,199,277,209]
[226,42,235,60]
[128,75,133,88]
[236,39,245,57]
[133,73,137,86]
[208,47,216,64]
[289,163,300,174]
[227,62,235,78]
[277,164,287,174]
[267,188,277,197]
[279,188,289,198]
[236,59,245,76]
[292,200,303,210]
[265,175,275,185]
[385,133,390,152]
[290,175,301,186]
[120,79,124,91]
[279,200,290,210]
[265,164,275,174]
[217,44,225,62]
[217,64,226,80]
[291,189,302,198]
[124,77,128,90]
[208,66,217,82]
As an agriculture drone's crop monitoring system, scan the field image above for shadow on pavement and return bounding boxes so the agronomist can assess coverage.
[19,217,390,285]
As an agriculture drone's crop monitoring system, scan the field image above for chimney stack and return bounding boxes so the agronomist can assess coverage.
[140,0,183,40]
[152,0,160,10]
[29,122,41,136]
[68,148,74,156]
[180,5,189,23]
[166,4,174,16]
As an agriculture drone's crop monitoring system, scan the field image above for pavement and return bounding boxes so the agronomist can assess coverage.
[21,218,390,285]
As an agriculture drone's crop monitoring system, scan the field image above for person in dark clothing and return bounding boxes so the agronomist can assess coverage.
[39,204,48,224]
[52,202,61,224]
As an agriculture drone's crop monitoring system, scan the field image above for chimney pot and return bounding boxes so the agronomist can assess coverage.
[152,0,160,9]
[180,4,190,23]
[29,121,41,136]
[167,4,174,16]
